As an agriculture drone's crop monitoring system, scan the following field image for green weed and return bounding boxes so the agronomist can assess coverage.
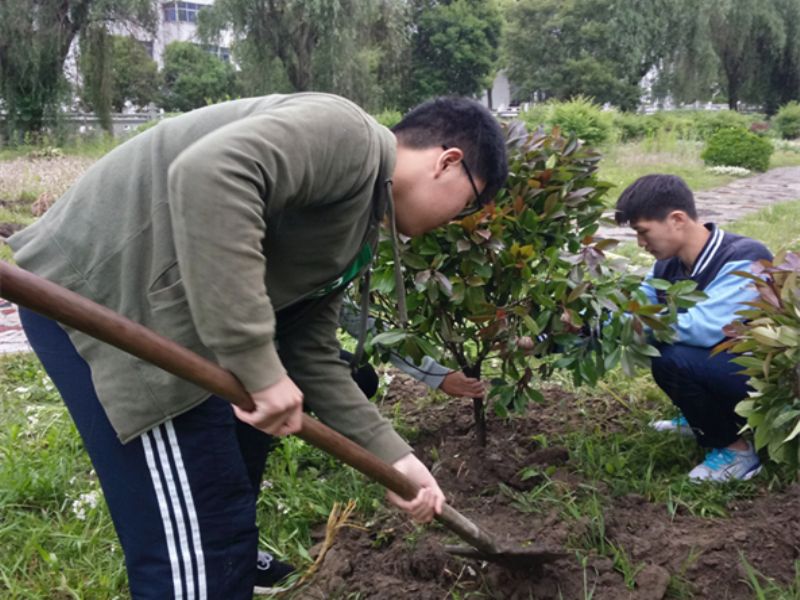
[741,554,800,600]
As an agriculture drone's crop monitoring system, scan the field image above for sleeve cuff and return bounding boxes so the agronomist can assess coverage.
[216,342,286,393]
[361,426,413,464]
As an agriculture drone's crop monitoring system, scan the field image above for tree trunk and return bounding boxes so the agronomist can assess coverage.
[463,364,486,446]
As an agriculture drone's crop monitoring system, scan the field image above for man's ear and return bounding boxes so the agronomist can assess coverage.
[668,210,690,228]
[437,146,464,176]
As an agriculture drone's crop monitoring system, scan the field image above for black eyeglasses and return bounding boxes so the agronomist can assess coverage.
[442,145,485,218]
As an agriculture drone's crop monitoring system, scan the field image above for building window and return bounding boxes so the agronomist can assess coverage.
[163,2,204,23]
[203,45,231,63]
[139,39,154,58]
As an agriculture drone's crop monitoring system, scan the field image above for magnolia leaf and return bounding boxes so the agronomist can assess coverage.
[783,418,800,443]
[566,282,589,303]
[647,278,672,291]
[414,270,432,289]
[370,331,408,347]
[750,326,785,348]
[635,344,661,358]
[402,253,428,270]
[432,271,453,296]
[735,399,755,417]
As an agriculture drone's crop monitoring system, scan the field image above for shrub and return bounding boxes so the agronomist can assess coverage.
[160,42,237,112]
[372,110,402,129]
[717,252,800,468]
[690,110,752,140]
[520,97,612,145]
[612,112,654,142]
[367,123,702,443]
[701,127,773,172]
[548,96,612,146]
[518,103,551,133]
[773,101,800,140]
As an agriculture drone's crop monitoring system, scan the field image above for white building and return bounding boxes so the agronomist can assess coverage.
[64,0,233,101]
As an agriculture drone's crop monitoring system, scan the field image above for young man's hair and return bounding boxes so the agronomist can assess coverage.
[392,97,508,206]
[614,174,698,225]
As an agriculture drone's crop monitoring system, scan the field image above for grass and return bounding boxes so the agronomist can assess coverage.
[727,200,800,253]
[741,556,800,600]
[0,353,386,598]
[598,133,800,203]
[0,134,121,162]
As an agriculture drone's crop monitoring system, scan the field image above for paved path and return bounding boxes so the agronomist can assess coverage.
[599,166,800,241]
[4,166,800,355]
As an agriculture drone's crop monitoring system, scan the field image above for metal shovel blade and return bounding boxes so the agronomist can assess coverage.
[445,544,567,570]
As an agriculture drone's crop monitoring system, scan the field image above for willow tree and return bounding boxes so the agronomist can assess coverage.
[503,0,674,110]
[0,0,155,140]
[199,0,412,111]
[664,0,790,110]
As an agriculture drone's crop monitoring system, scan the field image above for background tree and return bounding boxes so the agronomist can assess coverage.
[80,34,158,130]
[312,1,412,111]
[159,41,237,113]
[503,0,673,110]
[406,0,503,106]
[199,0,352,93]
[664,0,789,110]
[80,25,113,133]
[109,36,159,112]
[199,0,411,111]
[0,0,155,140]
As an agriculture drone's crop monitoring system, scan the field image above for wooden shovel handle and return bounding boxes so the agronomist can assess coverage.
[0,261,499,554]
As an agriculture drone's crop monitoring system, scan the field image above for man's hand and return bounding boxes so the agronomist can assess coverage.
[387,453,445,523]
[233,375,303,436]
[440,371,485,398]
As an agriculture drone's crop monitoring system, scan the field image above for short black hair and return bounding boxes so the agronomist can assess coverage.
[615,174,697,225]
[392,97,508,206]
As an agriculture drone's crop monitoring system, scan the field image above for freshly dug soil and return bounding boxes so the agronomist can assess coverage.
[300,374,800,599]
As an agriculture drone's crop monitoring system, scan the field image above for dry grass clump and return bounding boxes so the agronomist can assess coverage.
[0,156,94,205]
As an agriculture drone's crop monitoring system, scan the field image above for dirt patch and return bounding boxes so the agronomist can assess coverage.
[0,222,25,238]
[301,374,800,599]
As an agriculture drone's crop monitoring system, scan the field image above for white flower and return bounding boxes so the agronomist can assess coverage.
[706,165,751,176]
[71,490,101,520]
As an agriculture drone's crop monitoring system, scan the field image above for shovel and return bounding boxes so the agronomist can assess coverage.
[0,261,563,570]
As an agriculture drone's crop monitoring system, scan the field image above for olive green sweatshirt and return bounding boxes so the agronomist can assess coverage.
[9,93,412,463]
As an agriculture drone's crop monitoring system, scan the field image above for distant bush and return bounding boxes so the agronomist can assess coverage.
[608,110,766,144]
[773,101,800,139]
[520,97,612,146]
[612,112,653,142]
[690,110,752,140]
[372,110,402,129]
[549,96,612,146]
[702,127,773,172]
[519,103,550,132]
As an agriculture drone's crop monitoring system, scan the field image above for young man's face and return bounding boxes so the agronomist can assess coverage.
[393,147,486,237]
[630,213,686,260]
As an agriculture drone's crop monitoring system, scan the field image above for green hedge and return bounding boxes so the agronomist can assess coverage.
[701,127,773,172]
[773,101,800,140]
[520,96,612,146]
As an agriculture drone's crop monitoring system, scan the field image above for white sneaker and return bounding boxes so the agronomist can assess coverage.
[650,414,694,437]
[688,442,762,482]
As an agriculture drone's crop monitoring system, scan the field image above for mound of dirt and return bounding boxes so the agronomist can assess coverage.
[300,374,800,599]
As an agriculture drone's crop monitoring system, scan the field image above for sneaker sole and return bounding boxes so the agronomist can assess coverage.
[689,464,762,483]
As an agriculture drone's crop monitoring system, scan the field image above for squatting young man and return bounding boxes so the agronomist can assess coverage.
[615,174,771,482]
